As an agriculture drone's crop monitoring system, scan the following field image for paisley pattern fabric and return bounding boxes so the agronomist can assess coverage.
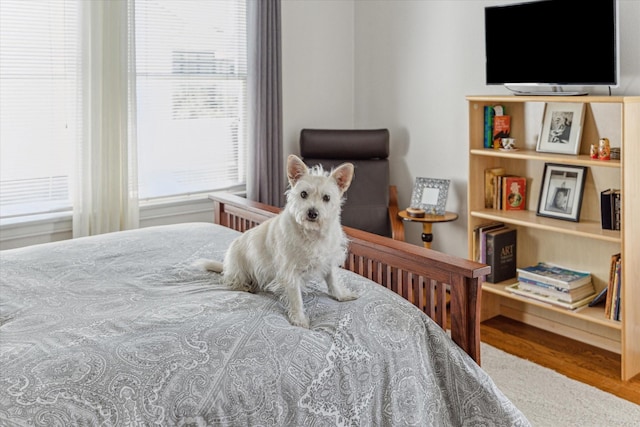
[0,223,530,426]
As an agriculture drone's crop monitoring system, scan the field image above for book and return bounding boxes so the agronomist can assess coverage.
[495,174,503,210]
[517,280,595,303]
[502,176,526,211]
[518,276,594,294]
[506,283,596,310]
[611,256,622,321]
[600,188,620,230]
[588,286,608,307]
[604,253,621,318]
[516,262,591,289]
[476,222,506,264]
[485,227,516,283]
[483,105,496,149]
[484,167,506,209]
[473,221,503,262]
[600,189,614,230]
[613,190,621,231]
[492,115,511,149]
[609,258,618,319]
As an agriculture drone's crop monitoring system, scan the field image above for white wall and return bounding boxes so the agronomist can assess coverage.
[281,0,356,146]
[282,0,640,257]
[5,0,639,253]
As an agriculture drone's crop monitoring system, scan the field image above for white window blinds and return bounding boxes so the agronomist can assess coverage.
[0,0,80,219]
[0,0,247,222]
[133,0,247,200]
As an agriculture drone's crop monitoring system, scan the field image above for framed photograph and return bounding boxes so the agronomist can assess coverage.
[537,163,587,222]
[536,102,586,155]
[410,177,450,215]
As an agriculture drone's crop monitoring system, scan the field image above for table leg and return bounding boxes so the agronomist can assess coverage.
[421,223,433,249]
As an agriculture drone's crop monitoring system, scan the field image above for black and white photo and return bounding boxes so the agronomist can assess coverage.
[537,103,586,155]
[537,163,587,222]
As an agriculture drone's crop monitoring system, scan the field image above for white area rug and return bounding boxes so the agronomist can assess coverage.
[481,342,640,426]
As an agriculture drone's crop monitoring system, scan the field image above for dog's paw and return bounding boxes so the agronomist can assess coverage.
[330,285,359,301]
[289,314,310,329]
[328,280,360,302]
[336,290,359,302]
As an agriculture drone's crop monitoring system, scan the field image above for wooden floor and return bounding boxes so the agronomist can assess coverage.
[480,315,640,406]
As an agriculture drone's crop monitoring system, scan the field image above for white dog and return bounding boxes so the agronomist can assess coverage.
[200,154,359,328]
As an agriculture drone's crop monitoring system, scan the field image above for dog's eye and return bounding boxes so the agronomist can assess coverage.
[300,191,308,199]
[323,194,330,202]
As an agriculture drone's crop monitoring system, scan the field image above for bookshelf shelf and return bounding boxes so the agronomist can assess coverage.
[469,148,621,169]
[466,95,640,381]
[482,282,622,331]
[470,209,621,243]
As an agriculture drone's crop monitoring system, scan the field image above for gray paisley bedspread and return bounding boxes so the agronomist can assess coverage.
[0,223,529,426]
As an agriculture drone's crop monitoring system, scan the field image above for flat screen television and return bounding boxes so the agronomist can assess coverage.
[485,0,619,95]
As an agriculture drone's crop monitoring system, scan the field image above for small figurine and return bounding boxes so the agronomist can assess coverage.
[598,138,611,160]
[590,143,598,159]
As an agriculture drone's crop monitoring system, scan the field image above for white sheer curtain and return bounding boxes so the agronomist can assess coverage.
[73,0,138,237]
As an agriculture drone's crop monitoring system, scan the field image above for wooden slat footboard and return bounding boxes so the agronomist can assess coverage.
[209,192,490,364]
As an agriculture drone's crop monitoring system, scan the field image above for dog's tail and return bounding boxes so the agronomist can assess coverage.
[193,258,224,273]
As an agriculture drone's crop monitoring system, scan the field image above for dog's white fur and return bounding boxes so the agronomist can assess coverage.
[199,154,358,328]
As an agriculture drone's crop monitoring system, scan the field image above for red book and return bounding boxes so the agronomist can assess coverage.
[502,176,526,211]
[492,115,511,149]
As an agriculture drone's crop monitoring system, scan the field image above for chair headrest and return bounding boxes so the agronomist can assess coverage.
[300,129,389,160]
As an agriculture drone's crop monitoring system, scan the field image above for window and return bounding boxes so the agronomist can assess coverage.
[0,0,80,219]
[134,0,247,201]
[0,0,247,222]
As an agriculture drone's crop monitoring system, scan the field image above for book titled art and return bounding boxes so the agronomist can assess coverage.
[485,227,517,283]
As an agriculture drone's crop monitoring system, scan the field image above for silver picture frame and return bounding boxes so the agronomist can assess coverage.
[410,177,450,215]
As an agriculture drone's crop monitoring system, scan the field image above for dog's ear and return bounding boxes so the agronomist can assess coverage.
[331,162,354,194]
[287,154,308,186]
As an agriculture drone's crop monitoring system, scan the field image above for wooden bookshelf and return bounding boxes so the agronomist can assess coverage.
[466,95,640,380]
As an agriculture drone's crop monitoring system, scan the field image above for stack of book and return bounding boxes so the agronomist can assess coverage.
[484,167,527,211]
[506,262,596,310]
[472,221,517,283]
[483,104,511,149]
[604,253,622,321]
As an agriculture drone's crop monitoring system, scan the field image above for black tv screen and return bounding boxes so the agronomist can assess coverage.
[485,0,619,88]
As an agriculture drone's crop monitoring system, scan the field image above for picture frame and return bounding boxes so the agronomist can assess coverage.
[536,102,586,155]
[537,163,587,222]
[410,177,450,215]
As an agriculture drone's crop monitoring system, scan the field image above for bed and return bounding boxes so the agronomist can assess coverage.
[0,193,529,426]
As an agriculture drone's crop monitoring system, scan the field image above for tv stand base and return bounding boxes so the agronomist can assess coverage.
[505,85,589,96]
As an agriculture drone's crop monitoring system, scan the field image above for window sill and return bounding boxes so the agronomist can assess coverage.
[1,211,72,229]
[0,188,245,250]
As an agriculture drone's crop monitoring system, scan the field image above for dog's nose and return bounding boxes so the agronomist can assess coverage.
[307,208,318,221]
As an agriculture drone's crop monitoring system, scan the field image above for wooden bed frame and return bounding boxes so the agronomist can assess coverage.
[209,192,490,364]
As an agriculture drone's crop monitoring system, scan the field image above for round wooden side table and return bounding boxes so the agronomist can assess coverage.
[397,210,459,249]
